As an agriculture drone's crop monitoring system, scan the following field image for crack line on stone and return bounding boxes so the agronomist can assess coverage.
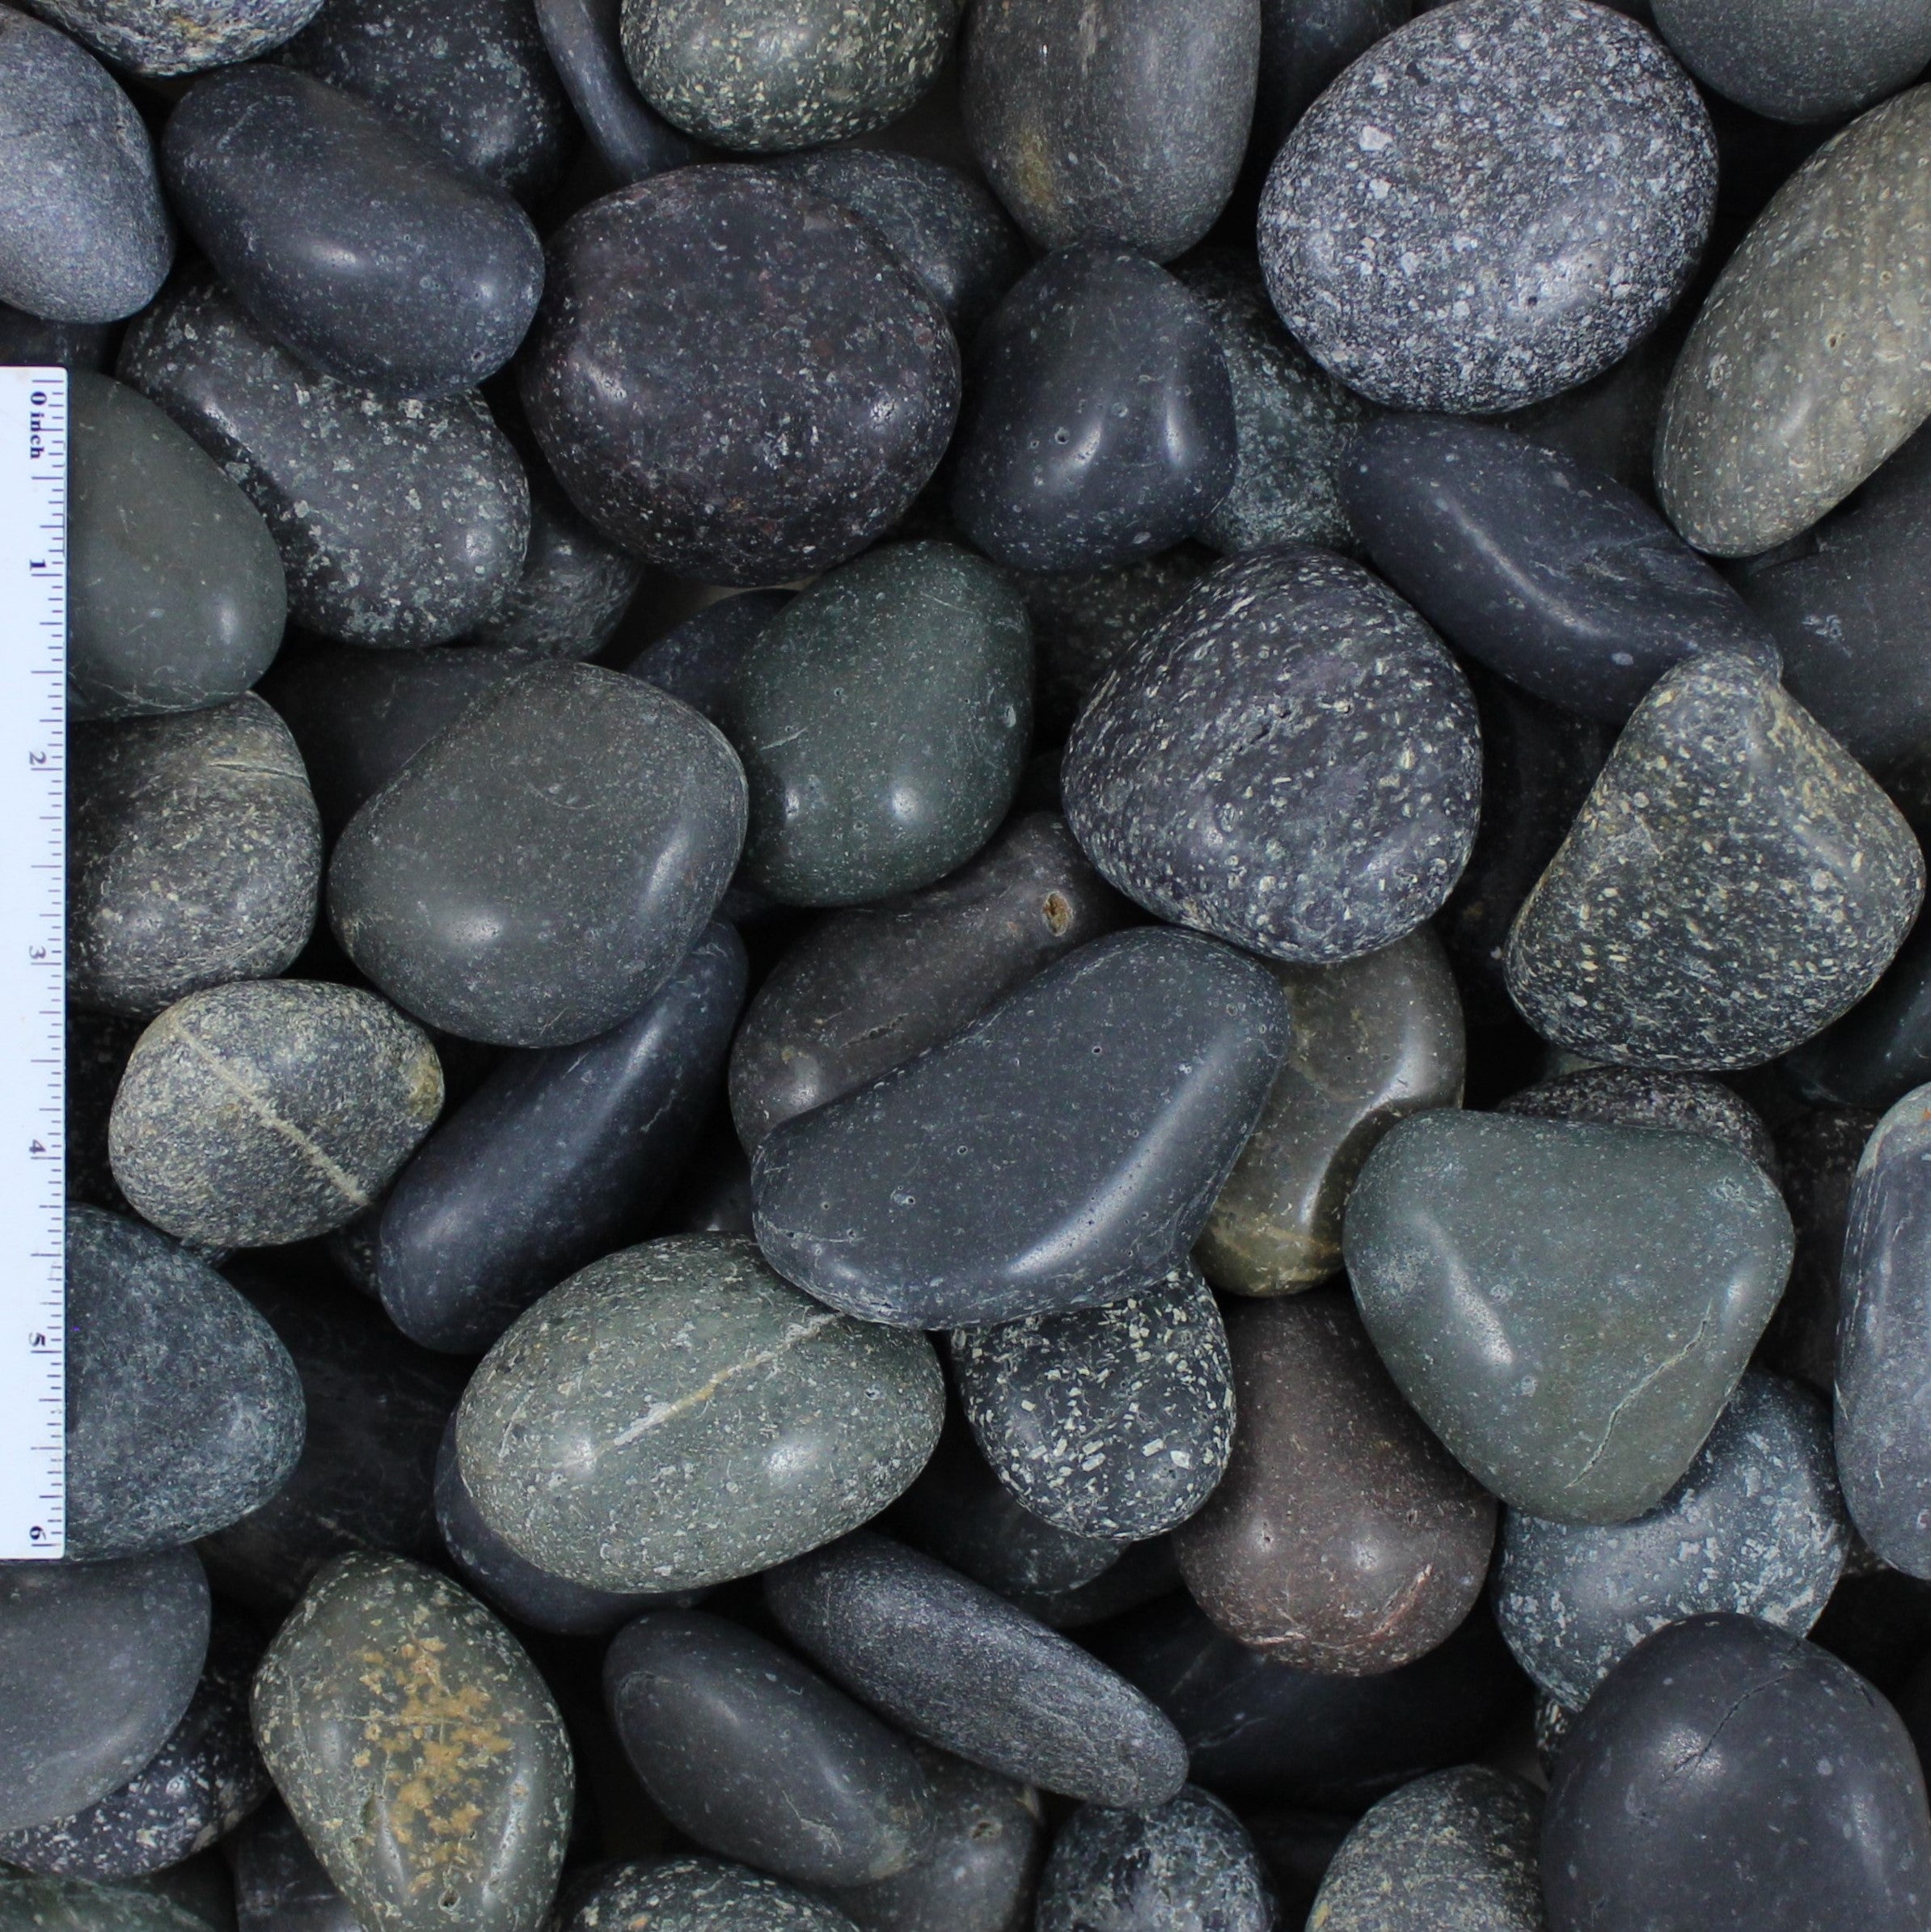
[1566,1309,1713,1493]
[608,1310,843,1447]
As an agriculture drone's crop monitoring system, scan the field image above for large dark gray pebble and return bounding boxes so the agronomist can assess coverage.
[1342,415,1777,722]
[0,8,172,325]
[67,373,285,725]
[1259,0,1713,412]
[119,268,530,649]
[535,0,691,183]
[467,471,644,659]
[23,0,323,74]
[963,0,1258,261]
[163,66,543,400]
[1064,545,1480,964]
[950,248,1236,575]
[752,927,1287,1329]
[69,697,319,1020]
[605,1609,933,1888]
[766,1533,1189,1809]
[520,168,957,585]
[109,979,442,1249]
[328,662,746,1048]
[1543,1616,1931,1931]
[0,1551,209,1835]
[1506,654,1925,1069]
[64,1208,303,1562]
[377,922,744,1352]
[1498,1066,1778,1177]
[555,1860,858,1932]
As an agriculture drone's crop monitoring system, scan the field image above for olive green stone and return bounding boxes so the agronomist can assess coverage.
[1658,85,1931,556]
[251,1554,572,1932]
[0,1877,211,1931]
[455,1235,944,1592]
[1197,926,1465,1296]
[721,541,1033,907]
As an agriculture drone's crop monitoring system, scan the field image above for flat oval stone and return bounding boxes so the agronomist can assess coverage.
[21,0,322,73]
[765,1533,1189,1809]
[1495,1372,1848,1711]
[227,1803,357,1932]
[1346,1111,1794,1524]
[0,1616,268,1880]
[1259,0,1713,413]
[623,0,951,150]
[535,0,691,183]
[720,541,1032,907]
[556,1860,858,1932]
[1543,1617,1931,1931]
[1173,1285,1495,1671]
[327,662,746,1048]
[1035,1786,1274,1932]
[751,927,1288,1329]
[949,248,1236,576]
[119,268,530,648]
[1498,1067,1778,1177]
[378,924,744,1353]
[468,472,644,659]
[67,373,285,725]
[520,168,957,585]
[1657,86,1931,557]
[730,812,1126,1149]
[1342,415,1777,723]
[252,1554,573,1932]
[762,150,1028,340]
[109,980,442,1249]
[962,0,1257,260]
[952,1264,1235,1541]
[65,1207,303,1561]
[201,1272,465,1617]
[163,66,543,400]
[1177,248,1368,559]
[1063,546,1481,965]
[278,0,574,201]
[1198,926,1464,1295]
[0,11,172,324]
[1307,1766,1543,1932]
[0,1552,209,1835]
[1506,654,1925,1069]
[1653,0,1931,125]
[69,697,318,1020]
[455,1235,944,1592]
[0,1880,211,1932]
[605,1609,933,1888]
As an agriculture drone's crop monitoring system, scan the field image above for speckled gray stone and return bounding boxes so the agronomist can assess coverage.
[0,1551,209,1837]
[963,0,1260,261]
[69,697,320,1021]
[1063,545,1480,964]
[467,471,644,658]
[278,0,575,201]
[108,980,442,1249]
[1346,1110,1794,1524]
[63,1207,303,1561]
[1307,1767,1544,1931]
[1654,0,1931,123]
[520,167,957,586]
[1177,248,1369,558]
[19,0,322,73]
[118,269,530,649]
[556,1860,858,1932]
[1259,0,1714,413]
[1498,1067,1777,1177]
[0,1880,213,1931]
[67,373,285,725]
[252,1554,573,1932]
[327,662,746,1048]
[455,1236,944,1592]
[766,1532,1189,1809]
[951,1265,1233,1541]
[1501,1367,1848,1713]
[1506,653,1925,1070]
[535,0,691,184]
[1658,85,1931,557]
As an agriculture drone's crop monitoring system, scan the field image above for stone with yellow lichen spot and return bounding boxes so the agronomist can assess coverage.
[251,1553,572,1932]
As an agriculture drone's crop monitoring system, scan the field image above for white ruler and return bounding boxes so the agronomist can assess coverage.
[0,367,67,1561]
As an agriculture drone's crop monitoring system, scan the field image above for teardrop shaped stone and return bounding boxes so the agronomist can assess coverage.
[751,927,1288,1329]
[252,1554,573,1932]
[1345,1110,1794,1524]
[455,1235,944,1592]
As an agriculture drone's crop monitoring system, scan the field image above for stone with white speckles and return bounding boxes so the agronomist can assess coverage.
[556,1859,860,1932]
[1497,1067,1778,1177]
[1494,1371,1849,1710]
[1063,545,1481,966]
[21,0,321,74]
[1506,653,1925,1072]
[951,1263,1235,1542]
[1258,0,1714,413]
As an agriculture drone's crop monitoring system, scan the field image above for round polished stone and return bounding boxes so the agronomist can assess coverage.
[21,0,323,74]
[1653,0,1931,123]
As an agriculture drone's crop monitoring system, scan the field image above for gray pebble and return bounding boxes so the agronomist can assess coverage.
[19,0,322,74]
[1653,0,1931,123]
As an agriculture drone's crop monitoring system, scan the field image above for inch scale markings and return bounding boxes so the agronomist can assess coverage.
[0,366,66,1561]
